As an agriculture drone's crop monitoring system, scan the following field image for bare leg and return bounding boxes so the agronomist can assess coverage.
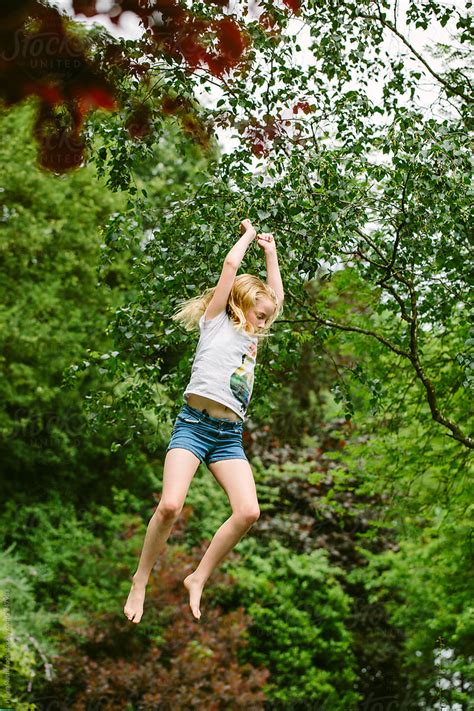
[183,512,256,619]
[124,448,201,624]
[183,458,260,620]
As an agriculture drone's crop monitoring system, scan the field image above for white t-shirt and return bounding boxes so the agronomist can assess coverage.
[183,309,258,421]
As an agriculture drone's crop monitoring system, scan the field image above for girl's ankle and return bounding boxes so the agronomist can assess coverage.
[187,572,206,587]
[132,573,148,587]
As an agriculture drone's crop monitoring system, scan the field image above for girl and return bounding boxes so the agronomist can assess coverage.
[124,218,285,622]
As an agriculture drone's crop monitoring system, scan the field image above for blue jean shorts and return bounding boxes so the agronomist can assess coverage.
[166,403,248,466]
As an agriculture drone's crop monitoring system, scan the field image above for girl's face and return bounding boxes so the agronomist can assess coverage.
[245,298,275,333]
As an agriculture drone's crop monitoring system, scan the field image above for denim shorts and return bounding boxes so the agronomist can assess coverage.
[166,403,248,466]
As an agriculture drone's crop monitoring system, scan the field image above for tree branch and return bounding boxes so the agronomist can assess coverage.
[279,143,472,446]
[287,287,473,448]
[359,13,473,104]
[287,288,411,358]
[406,282,473,447]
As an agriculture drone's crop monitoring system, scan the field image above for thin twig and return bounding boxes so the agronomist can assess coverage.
[359,13,473,103]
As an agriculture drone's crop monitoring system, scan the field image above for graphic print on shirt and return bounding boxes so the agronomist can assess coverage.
[230,341,257,414]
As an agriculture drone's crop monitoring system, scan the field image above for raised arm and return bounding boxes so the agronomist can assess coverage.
[225,218,256,267]
[257,232,285,307]
[204,219,256,321]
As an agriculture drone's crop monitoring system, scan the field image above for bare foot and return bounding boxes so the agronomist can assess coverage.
[183,573,204,620]
[124,578,147,624]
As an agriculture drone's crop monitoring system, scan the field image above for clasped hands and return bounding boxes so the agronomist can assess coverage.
[240,218,275,254]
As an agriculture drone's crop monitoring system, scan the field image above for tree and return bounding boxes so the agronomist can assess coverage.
[0,0,297,170]
[58,1,472,450]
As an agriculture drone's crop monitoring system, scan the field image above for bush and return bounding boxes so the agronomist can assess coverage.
[0,548,52,710]
[38,542,270,709]
[216,539,361,709]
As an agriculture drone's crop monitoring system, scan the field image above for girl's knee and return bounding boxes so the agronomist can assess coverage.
[156,501,182,520]
[234,507,260,526]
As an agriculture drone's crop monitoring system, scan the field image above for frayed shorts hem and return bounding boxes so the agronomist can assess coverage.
[165,445,249,467]
[207,454,249,465]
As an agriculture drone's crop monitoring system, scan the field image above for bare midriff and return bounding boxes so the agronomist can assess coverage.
[185,393,241,422]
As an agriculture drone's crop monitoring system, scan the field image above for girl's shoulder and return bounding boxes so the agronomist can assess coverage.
[199,308,229,332]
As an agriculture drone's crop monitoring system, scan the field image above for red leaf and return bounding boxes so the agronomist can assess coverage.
[258,11,279,32]
[126,105,152,139]
[72,85,116,122]
[216,17,245,61]
[282,0,301,14]
[72,0,97,18]
[292,100,313,114]
[24,82,63,105]
[34,111,85,172]
[251,142,265,156]
[84,86,116,110]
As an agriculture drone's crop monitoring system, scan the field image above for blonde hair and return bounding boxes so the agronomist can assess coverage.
[171,273,283,341]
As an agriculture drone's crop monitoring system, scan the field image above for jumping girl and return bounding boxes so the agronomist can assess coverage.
[124,218,285,622]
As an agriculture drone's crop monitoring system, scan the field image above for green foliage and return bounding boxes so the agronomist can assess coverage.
[0,586,37,711]
[0,100,183,505]
[1,5,473,709]
[0,488,148,617]
[0,488,150,703]
[81,108,473,442]
[313,397,473,708]
[217,540,360,708]
[0,100,133,502]
[348,516,474,709]
[1,497,269,708]
[64,1,472,448]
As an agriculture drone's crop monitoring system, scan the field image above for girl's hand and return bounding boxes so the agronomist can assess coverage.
[257,232,276,253]
[240,218,256,239]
